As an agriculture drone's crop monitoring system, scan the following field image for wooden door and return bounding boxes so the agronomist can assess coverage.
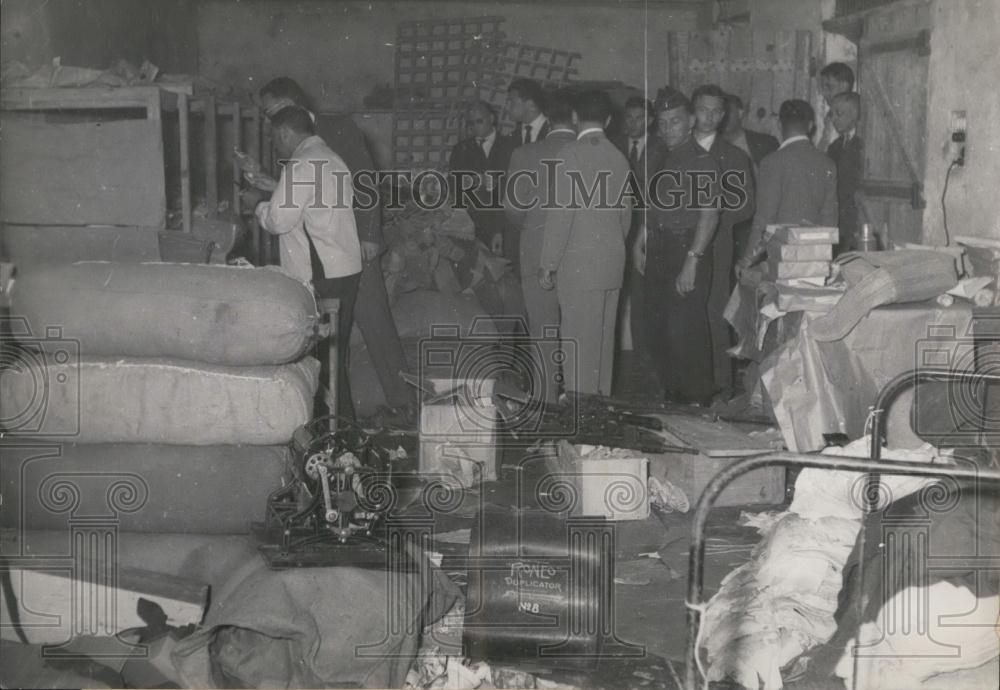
[856,0,932,244]
[666,26,814,139]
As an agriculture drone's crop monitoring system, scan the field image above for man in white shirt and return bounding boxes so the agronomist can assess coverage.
[255,106,362,417]
[507,78,550,145]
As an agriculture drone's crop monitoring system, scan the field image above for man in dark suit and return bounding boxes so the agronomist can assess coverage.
[642,87,722,406]
[507,78,551,146]
[736,99,838,274]
[505,90,577,402]
[448,100,517,254]
[722,93,779,269]
[827,92,863,254]
[255,77,413,418]
[692,85,755,396]
[818,62,855,152]
[541,90,632,396]
[611,96,667,365]
[722,94,779,169]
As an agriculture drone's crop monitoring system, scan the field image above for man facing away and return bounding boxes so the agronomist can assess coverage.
[736,99,838,274]
[827,92,863,253]
[640,87,721,406]
[254,77,415,419]
[254,106,362,417]
[540,90,632,396]
[504,90,577,403]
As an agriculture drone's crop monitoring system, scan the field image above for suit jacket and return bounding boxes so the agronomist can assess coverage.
[448,132,517,239]
[314,114,382,245]
[707,136,755,228]
[744,129,779,167]
[505,129,578,275]
[747,138,838,252]
[827,133,863,242]
[541,130,632,292]
[611,133,669,193]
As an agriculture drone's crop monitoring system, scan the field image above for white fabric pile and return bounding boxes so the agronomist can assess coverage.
[834,581,999,689]
[700,438,948,690]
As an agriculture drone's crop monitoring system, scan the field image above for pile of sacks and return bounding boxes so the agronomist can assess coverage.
[381,203,523,319]
[0,261,320,534]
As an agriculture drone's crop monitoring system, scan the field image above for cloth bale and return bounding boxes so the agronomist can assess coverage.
[10,262,318,365]
[0,442,288,534]
[0,356,319,445]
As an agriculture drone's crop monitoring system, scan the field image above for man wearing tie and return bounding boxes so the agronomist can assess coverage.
[507,78,550,146]
[613,96,667,365]
[448,100,516,253]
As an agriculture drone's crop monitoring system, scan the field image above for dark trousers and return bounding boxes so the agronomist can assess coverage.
[642,230,716,403]
[314,272,361,419]
[354,257,413,408]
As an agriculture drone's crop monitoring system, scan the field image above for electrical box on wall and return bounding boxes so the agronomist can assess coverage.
[950,110,967,166]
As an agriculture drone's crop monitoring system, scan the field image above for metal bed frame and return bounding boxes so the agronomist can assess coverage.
[683,368,1000,690]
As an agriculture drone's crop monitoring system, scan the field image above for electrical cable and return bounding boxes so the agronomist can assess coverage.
[942,160,958,246]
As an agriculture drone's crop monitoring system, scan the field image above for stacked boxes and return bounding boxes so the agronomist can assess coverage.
[766,225,840,310]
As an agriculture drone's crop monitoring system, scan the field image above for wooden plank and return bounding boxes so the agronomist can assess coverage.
[0,86,162,112]
[650,414,773,458]
[178,92,191,233]
[204,94,218,212]
[0,119,166,227]
[232,101,242,220]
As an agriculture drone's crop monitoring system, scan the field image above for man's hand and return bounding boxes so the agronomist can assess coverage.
[538,267,556,291]
[675,256,698,295]
[361,240,381,264]
[490,233,504,256]
[240,187,265,213]
[633,224,647,276]
[254,201,270,229]
[734,256,752,284]
[244,170,278,192]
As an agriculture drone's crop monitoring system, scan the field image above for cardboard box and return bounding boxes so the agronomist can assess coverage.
[769,242,833,262]
[770,259,831,279]
[644,421,784,507]
[766,224,839,245]
[554,442,650,521]
[419,378,498,488]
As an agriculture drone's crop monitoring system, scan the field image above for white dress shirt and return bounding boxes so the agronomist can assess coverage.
[477,128,497,158]
[779,134,811,150]
[627,133,647,161]
[256,135,361,282]
[695,131,717,151]
[525,113,548,143]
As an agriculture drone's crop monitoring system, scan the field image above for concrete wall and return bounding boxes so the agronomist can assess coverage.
[922,0,1000,243]
[0,0,197,73]
[195,0,701,111]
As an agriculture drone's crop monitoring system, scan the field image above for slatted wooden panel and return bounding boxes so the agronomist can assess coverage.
[666,27,813,139]
[856,0,931,246]
[393,107,464,169]
[394,16,506,107]
[0,118,166,227]
[392,16,506,169]
[478,42,581,133]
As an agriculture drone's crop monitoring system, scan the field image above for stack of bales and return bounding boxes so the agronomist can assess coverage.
[0,261,321,534]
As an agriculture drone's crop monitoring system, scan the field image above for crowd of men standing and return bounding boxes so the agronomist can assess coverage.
[240,64,863,418]
[454,64,862,406]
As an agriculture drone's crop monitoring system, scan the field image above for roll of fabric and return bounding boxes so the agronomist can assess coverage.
[0,442,289,533]
[10,262,318,365]
[0,355,319,445]
[810,250,959,342]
